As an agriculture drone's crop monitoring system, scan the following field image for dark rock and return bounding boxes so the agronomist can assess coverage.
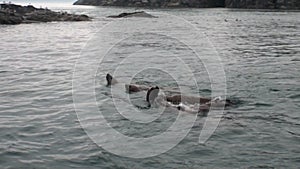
[107,11,156,18]
[225,0,300,9]
[0,11,23,24]
[74,0,227,8]
[73,0,300,9]
[0,3,91,25]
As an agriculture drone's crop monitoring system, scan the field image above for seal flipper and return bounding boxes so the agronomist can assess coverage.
[106,73,117,86]
[106,74,113,86]
[146,86,160,107]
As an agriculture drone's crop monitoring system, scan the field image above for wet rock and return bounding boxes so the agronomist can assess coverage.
[74,0,226,8]
[225,0,300,9]
[107,11,156,18]
[0,11,23,24]
[0,3,91,25]
[73,0,300,9]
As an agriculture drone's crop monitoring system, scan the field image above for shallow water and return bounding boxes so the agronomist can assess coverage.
[0,4,300,169]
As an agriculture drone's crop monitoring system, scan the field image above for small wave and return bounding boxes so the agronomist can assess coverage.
[253,102,274,107]
[286,130,300,137]
[247,165,276,169]
[0,70,9,74]
[269,88,280,92]
[199,89,211,93]
[291,58,300,61]
[288,94,300,99]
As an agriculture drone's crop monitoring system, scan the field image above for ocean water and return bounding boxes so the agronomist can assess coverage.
[0,4,300,169]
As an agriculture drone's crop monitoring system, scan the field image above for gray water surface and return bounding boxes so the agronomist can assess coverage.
[0,5,299,169]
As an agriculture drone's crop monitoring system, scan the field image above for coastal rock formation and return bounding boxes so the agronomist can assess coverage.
[107,11,156,18]
[74,0,226,8]
[225,0,300,9]
[0,10,22,24]
[73,0,300,9]
[0,3,90,25]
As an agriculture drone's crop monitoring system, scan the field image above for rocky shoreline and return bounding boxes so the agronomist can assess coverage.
[0,3,91,25]
[73,0,300,9]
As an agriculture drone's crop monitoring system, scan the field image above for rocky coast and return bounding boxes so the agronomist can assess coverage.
[0,3,90,25]
[73,0,300,9]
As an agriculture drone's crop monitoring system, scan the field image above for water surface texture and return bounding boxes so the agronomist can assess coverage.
[0,4,300,169]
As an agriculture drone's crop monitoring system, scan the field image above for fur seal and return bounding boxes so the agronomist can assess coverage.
[146,86,232,113]
[146,86,212,105]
